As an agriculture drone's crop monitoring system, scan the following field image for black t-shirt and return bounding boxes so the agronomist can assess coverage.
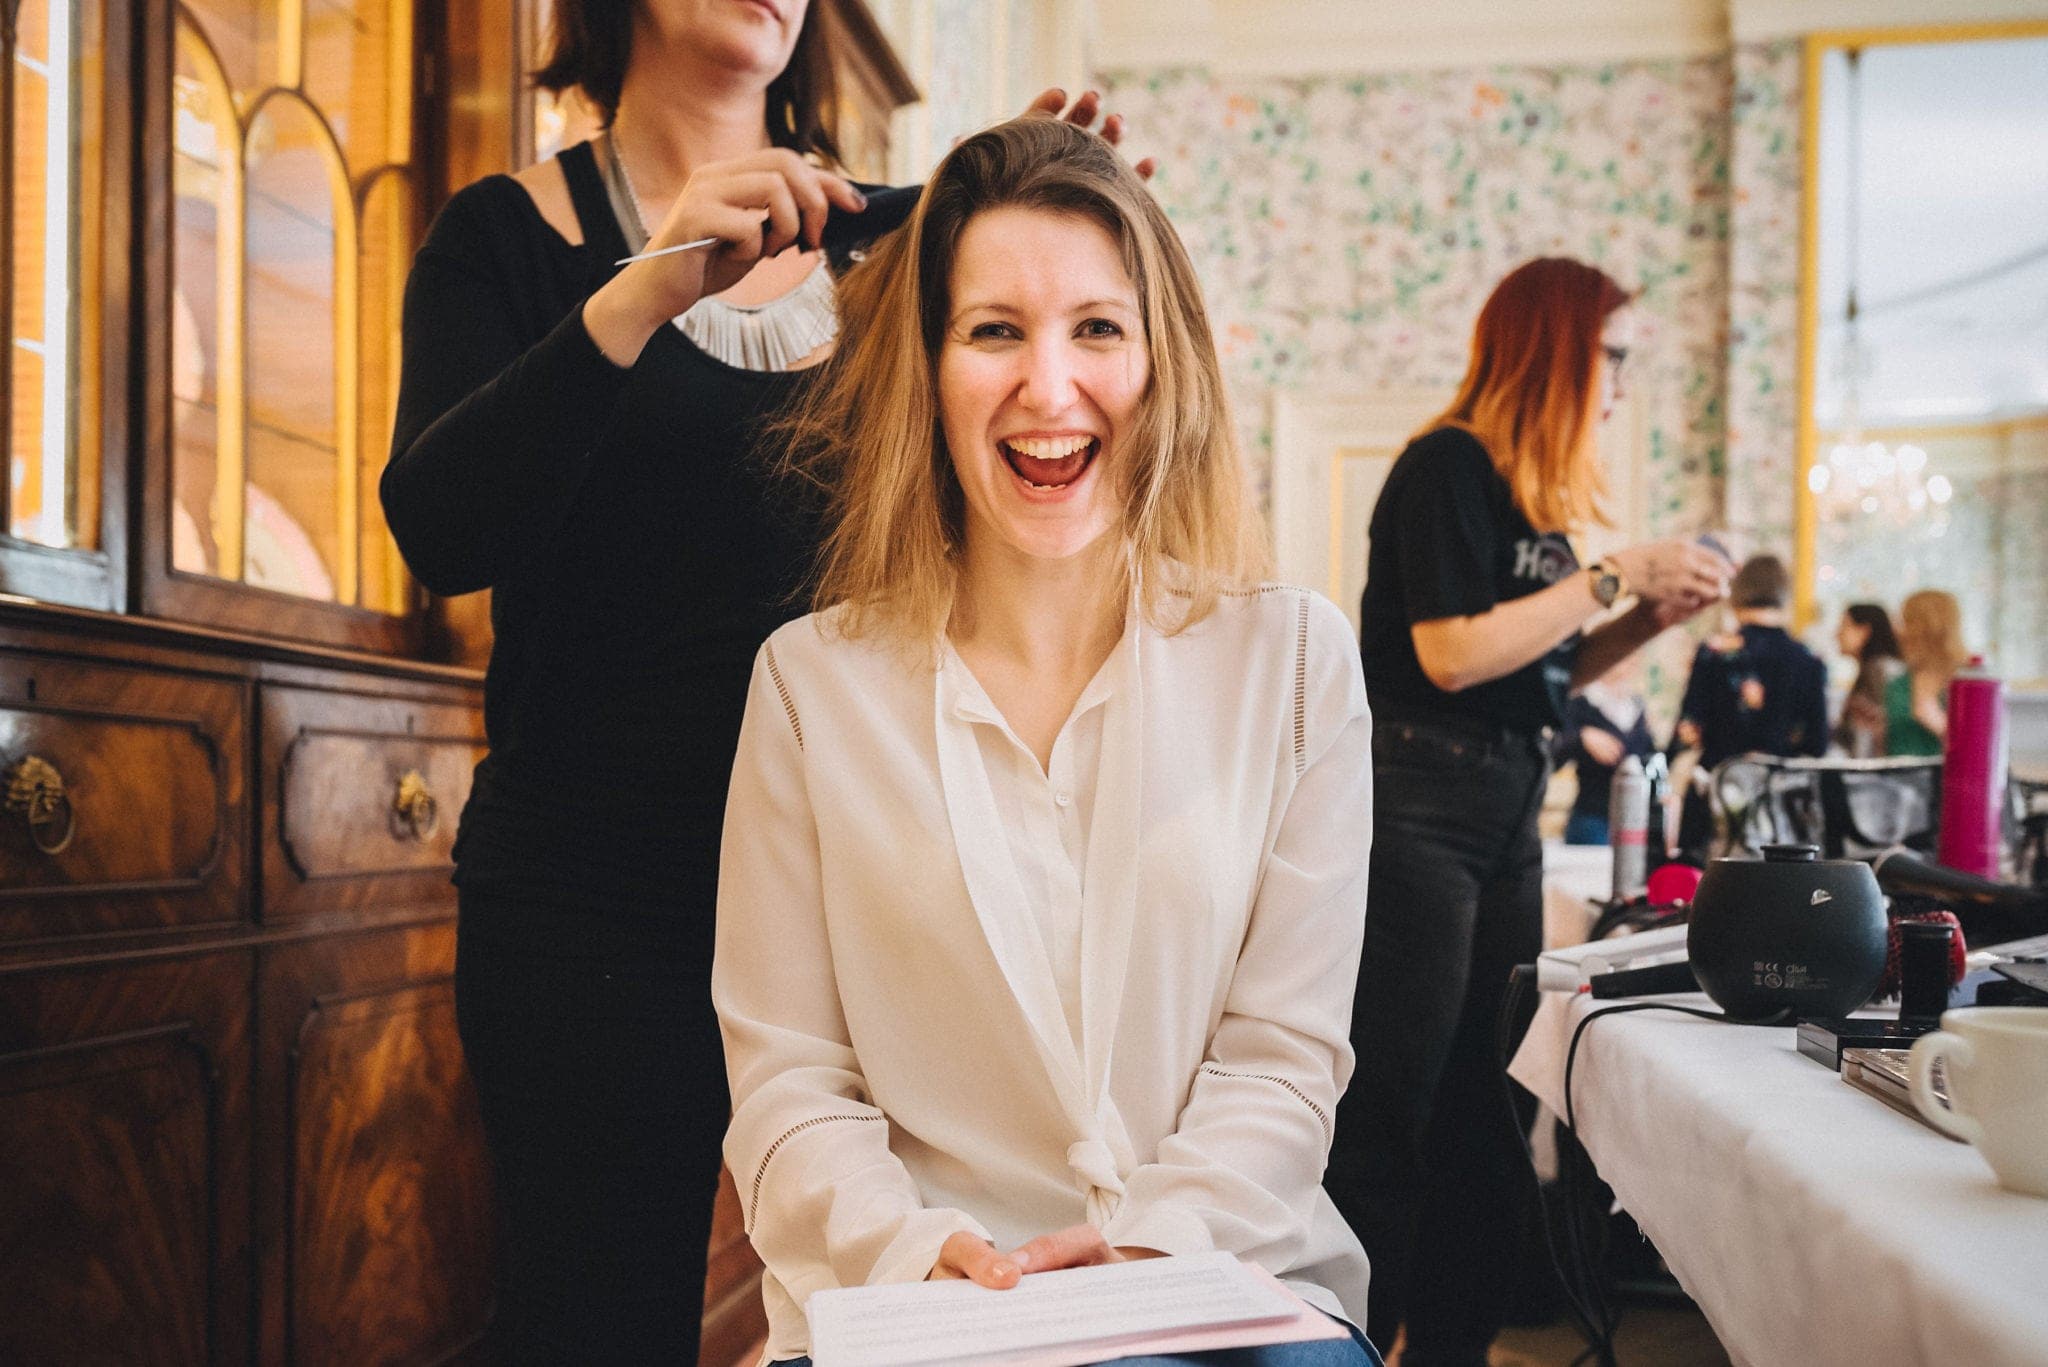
[1357,425,1580,735]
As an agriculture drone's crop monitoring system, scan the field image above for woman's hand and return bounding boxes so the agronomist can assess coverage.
[640,148,868,313]
[1580,727,1625,767]
[1002,1224,1167,1275]
[1911,686,1948,739]
[1021,87,1159,180]
[928,1232,1023,1289]
[1610,539,1731,607]
[585,148,867,366]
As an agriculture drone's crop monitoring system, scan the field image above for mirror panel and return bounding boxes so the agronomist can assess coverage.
[1804,32,2048,684]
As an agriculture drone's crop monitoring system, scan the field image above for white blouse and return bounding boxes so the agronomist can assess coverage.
[714,585,1375,1362]
[944,632,1119,1048]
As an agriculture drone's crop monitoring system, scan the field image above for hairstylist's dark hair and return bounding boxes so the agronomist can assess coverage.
[534,0,842,161]
[1845,602,1900,662]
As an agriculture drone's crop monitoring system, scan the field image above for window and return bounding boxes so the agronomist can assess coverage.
[169,0,417,613]
[5,0,106,554]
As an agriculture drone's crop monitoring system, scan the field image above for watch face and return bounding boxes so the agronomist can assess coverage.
[1594,569,1620,605]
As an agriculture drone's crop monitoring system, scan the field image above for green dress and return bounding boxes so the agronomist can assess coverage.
[1884,671,1943,756]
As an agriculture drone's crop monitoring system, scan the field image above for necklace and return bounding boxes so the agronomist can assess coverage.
[601,125,838,372]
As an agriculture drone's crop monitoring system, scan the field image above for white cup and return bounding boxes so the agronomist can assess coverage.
[1909,1006,2048,1198]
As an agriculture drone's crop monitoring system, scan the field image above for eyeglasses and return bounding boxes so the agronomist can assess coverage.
[1602,344,1630,378]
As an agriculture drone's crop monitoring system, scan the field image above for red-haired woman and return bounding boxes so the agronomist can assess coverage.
[1325,258,1730,1366]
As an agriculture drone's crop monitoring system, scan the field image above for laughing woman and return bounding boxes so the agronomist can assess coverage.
[714,118,1380,1365]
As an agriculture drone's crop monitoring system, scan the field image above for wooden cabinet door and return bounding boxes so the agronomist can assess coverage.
[254,920,496,1365]
[0,951,254,1366]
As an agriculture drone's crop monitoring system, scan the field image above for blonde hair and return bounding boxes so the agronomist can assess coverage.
[1899,589,1969,678]
[1431,257,1631,533]
[779,116,1266,642]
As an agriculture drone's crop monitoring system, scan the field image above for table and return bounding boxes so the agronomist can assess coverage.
[1509,990,2048,1367]
[1541,840,1612,948]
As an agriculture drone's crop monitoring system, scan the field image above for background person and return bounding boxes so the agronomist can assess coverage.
[1886,589,1970,756]
[1555,658,1655,846]
[1667,554,1828,855]
[718,117,1378,1366]
[1327,257,1729,1367]
[1833,602,1902,757]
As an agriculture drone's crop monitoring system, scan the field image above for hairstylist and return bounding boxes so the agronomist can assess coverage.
[1323,258,1731,1367]
[380,0,1140,1357]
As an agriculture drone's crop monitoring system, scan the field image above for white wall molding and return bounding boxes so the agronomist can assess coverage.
[1086,0,2048,77]
[1730,0,2048,41]
[1090,0,1732,78]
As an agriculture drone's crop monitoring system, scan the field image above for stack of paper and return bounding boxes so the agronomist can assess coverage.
[806,1250,1347,1367]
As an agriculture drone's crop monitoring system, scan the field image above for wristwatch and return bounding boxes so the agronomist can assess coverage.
[1588,558,1626,608]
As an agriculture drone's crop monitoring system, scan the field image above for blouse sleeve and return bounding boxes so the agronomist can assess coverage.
[1100,593,1372,1265]
[713,635,992,1304]
[379,184,635,596]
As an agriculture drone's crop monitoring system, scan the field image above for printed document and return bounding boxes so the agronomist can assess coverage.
[806,1250,1344,1367]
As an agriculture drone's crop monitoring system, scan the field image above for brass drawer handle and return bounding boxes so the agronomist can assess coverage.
[391,769,439,841]
[5,754,78,855]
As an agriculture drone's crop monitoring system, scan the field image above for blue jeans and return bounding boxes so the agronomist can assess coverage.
[1564,810,1609,845]
[770,1315,1381,1366]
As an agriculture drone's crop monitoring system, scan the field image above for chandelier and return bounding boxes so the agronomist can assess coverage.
[1806,47,1951,533]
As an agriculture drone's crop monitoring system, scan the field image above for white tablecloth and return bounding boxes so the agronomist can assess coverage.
[1541,840,1612,948]
[1509,991,2048,1367]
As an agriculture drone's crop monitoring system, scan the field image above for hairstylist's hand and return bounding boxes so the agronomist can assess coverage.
[629,148,868,318]
[928,1232,1023,1289]
[1645,591,1716,629]
[1610,539,1731,607]
[1021,87,1159,180]
[1002,1224,1168,1275]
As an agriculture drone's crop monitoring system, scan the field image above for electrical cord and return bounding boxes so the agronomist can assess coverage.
[1499,964,1790,1367]
[1497,966,1610,1361]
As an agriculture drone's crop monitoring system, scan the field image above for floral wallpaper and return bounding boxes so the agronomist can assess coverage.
[1098,57,1738,546]
[1723,39,1805,553]
[1097,56,1749,716]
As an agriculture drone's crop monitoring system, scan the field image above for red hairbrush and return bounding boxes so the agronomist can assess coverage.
[1876,909,1967,1000]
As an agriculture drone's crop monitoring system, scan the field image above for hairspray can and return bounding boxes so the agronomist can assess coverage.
[1939,657,2007,879]
[1643,750,1670,871]
[1610,754,1649,899]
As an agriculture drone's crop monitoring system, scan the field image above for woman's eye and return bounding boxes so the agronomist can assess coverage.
[1079,318,1125,339]
[969,322,1017,341]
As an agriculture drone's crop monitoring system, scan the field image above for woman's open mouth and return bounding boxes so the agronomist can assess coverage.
[999,435,1099,492]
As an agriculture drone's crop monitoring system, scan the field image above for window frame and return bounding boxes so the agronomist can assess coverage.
[0,0,133,613]
[130,0,424,654]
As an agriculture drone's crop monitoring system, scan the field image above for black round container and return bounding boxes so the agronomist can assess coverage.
[1687,844,1888,1020]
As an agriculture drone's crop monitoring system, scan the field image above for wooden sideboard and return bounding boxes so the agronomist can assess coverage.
[0,600,767,1364]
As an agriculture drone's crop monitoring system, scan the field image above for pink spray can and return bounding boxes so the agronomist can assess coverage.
[1938,657,2007,879]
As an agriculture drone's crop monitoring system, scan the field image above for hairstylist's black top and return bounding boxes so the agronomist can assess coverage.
[1357,426,1580,737]
[382,141,826,928]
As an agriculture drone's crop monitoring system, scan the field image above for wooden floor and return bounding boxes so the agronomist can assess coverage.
[1380,1305,1735,1367]
[1492,1306,1733,1366]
